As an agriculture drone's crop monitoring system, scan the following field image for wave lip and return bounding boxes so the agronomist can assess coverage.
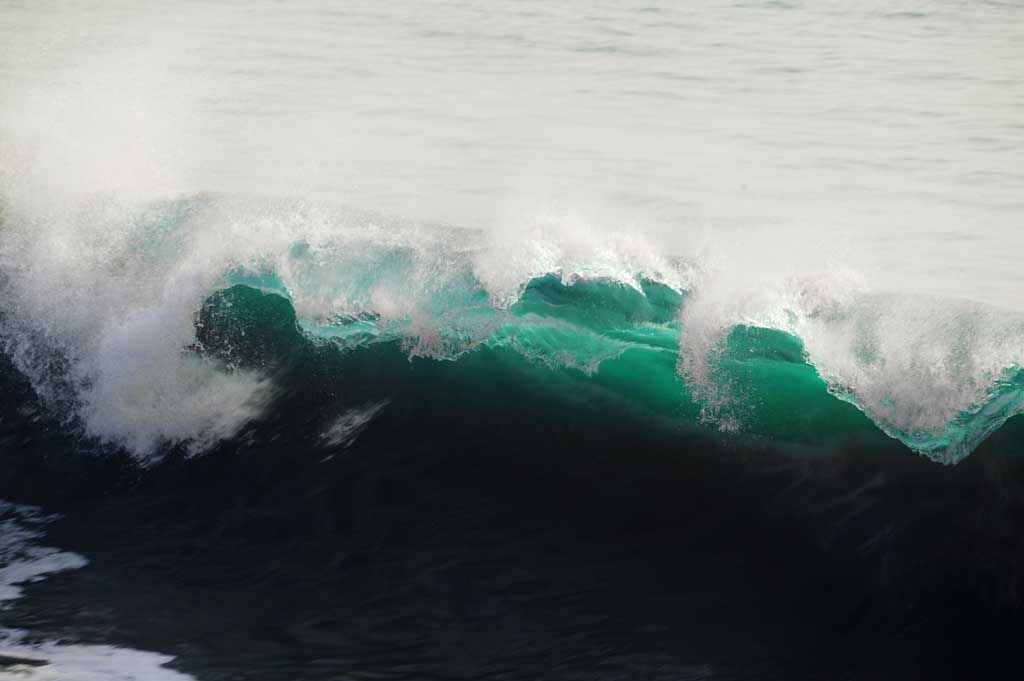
[680,276,1024,464]
[799,293,1024,464]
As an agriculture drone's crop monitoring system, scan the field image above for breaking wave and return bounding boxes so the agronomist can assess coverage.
[1,190,1021,465]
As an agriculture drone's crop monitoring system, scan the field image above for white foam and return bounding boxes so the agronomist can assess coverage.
[0,502,87,605]
[0,629,195,681]
[0,501,197,680]
[793,290,1024,443]
[677,256,1024,460]
[0,192,276,460]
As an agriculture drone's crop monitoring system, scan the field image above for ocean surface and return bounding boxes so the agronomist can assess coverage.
[1,1,1023,679]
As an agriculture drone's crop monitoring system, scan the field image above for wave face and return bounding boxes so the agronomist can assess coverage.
[1,192,1022,465]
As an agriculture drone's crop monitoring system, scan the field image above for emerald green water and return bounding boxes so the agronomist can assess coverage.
[208,268,1019,462]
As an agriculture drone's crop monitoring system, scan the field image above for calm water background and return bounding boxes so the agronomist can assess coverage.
[1,0,1022,308]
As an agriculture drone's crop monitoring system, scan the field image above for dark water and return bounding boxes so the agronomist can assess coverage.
[2,326,1024,679]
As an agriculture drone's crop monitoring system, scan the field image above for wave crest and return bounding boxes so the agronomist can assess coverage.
[1,192,1022,464]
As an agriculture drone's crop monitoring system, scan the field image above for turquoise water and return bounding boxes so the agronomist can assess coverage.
[212,257,1024,464]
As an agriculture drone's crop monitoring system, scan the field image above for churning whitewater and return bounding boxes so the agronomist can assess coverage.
[1,189,1022,465]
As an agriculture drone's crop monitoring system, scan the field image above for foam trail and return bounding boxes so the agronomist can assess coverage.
[0,501,87,604]
[320,400,390,451]
[0,501,196,680]
[0,630,195,681]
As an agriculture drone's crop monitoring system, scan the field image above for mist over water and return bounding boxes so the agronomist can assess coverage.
[2,0,1022,306]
